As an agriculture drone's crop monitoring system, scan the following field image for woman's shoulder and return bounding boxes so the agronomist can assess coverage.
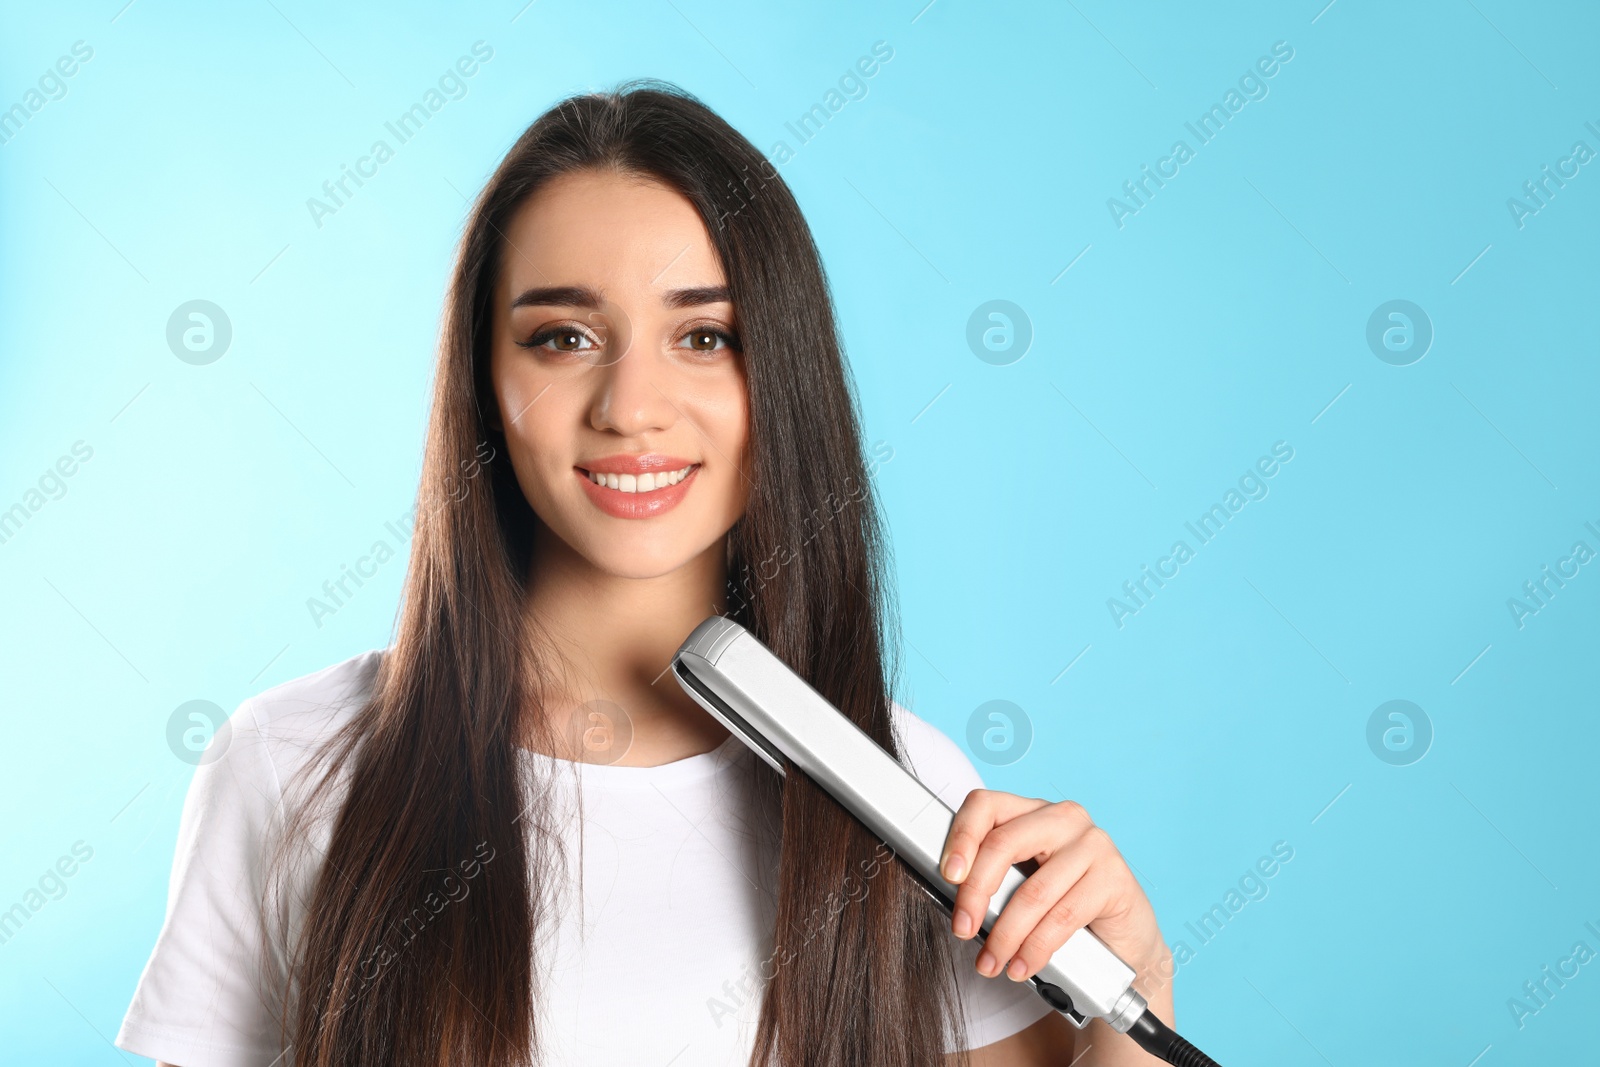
[236,646,385,752]
[887,699,989,811]
[197,646,386,815]
[114,648,386,1064]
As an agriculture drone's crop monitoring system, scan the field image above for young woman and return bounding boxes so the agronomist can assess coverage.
[115,82,1175,1066]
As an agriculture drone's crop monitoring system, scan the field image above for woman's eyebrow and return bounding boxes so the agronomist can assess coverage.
[510,285,602,309]
[663,285,730,309]
[509,284,729,310]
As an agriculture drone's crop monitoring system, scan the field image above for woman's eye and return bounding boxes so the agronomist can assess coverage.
[518,326,598,352]
[678,328,740,353]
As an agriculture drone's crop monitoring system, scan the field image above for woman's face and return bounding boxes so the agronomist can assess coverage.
[488,168,750,580]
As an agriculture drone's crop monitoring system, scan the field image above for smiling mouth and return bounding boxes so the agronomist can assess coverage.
[578,463,699,493]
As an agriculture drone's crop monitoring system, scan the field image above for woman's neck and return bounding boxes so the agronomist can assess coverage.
[520,523,733,766]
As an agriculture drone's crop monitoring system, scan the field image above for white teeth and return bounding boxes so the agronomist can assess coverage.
[588,465,694,492]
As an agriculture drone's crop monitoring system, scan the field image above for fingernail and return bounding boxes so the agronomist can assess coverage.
[952,910,972,938]
[944,854,966,881]
[976,950,997,976]
[1006,958,1028,982]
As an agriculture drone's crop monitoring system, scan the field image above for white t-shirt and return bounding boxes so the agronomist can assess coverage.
[115,648,1054,1066]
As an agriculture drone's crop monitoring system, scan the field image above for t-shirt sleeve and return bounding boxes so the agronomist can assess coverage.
[889,701,1057,1052]
[115,698,295,1067]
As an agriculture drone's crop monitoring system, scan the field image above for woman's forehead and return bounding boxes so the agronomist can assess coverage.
[500,170,727,296]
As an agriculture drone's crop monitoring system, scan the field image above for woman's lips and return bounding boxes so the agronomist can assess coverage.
[574,463,700,519]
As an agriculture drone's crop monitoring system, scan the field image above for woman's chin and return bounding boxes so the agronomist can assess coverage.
[578,538,709,582]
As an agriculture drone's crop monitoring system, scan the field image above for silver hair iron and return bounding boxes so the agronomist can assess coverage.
[671,616,1224,1067]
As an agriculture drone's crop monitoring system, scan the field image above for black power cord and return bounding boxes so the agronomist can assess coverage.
[1033,977,1223,1066]
[1124,1009,1223,1067]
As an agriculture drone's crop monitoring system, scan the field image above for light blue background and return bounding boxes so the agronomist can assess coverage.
[3,1,1596,1064]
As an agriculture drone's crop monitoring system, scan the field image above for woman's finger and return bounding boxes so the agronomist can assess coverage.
[966,830,1099,974]
[948,800,1094,938]
[939,789,1052,886]
[1002,867,1124,981]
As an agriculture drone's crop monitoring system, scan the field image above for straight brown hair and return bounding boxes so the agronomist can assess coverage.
[276,80,970,1065]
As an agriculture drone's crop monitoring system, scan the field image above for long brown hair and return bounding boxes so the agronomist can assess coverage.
[277,80,968,1065]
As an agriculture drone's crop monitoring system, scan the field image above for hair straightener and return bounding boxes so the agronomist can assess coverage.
[671,616,1224,1067]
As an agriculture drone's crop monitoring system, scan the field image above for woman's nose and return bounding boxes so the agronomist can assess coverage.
[587,315,673,437]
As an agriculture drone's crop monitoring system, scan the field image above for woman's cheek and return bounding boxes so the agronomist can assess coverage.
[500,426,564,523]
[703,374,750,462]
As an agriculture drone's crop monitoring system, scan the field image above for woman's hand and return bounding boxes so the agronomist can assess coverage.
[939,789,1170,993]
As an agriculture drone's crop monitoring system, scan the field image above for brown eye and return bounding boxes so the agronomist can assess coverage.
[517,326,599,353]
[676,327,739,354]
